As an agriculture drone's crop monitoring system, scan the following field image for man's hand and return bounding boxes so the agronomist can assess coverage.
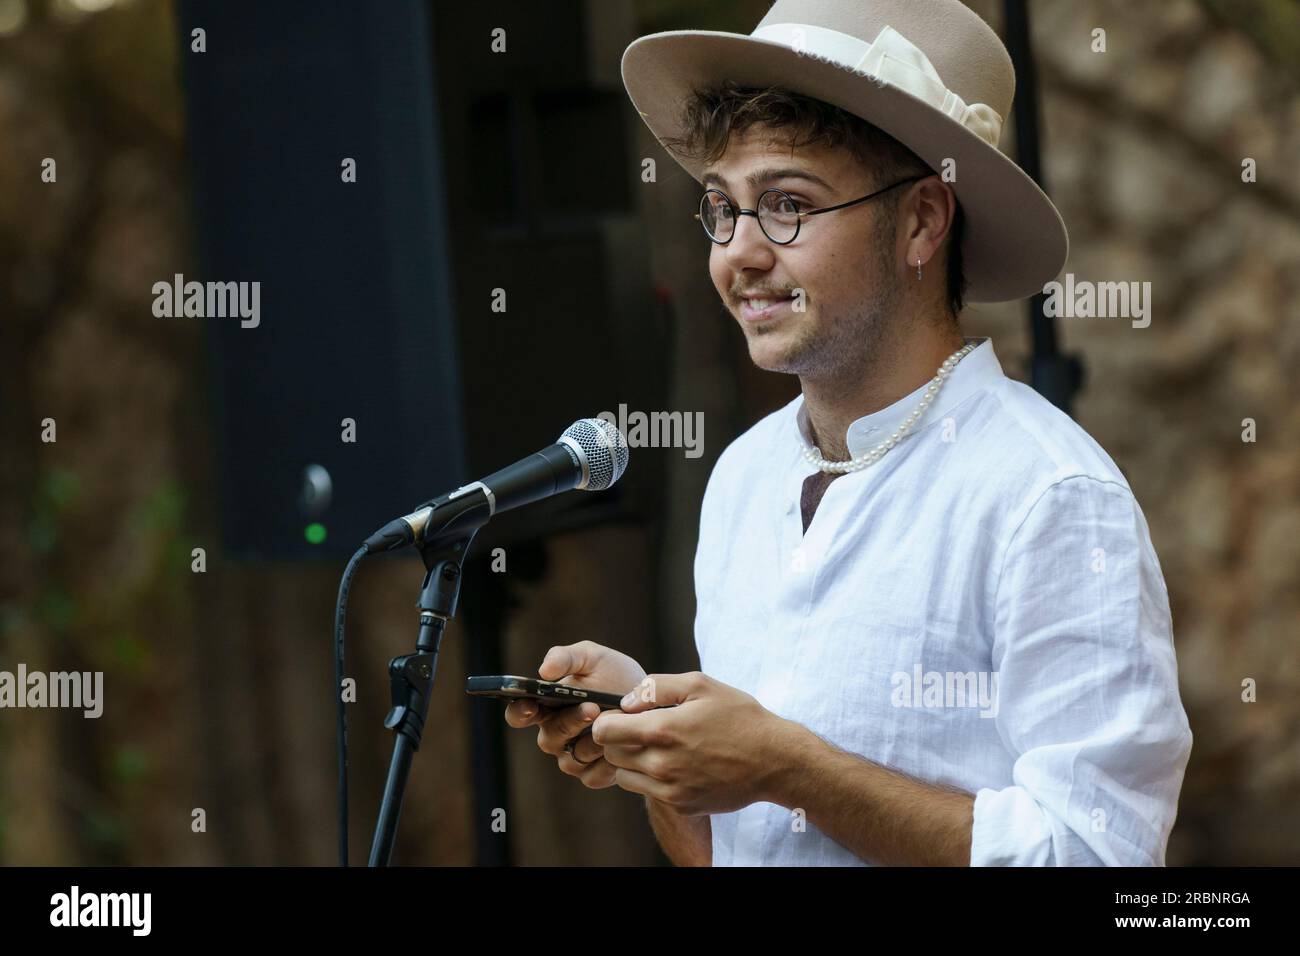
[592,671,792,815]
[503,641,647,789]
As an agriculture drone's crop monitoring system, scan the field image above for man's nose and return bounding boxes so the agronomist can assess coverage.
[724,211,775,268]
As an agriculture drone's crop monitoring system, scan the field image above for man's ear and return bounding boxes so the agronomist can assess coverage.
[905,177,957,271]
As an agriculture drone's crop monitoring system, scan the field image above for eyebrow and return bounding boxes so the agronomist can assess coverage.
[700,166,833,194]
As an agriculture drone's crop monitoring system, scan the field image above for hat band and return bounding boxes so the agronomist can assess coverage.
[751,23,1004,148]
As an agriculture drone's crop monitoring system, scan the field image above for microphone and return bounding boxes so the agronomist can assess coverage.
[362,418,629,554]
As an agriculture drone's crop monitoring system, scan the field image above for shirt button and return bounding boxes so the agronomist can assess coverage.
[786,499,795,514]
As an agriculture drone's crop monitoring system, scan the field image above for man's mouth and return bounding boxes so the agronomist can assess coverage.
[739,293,796,322]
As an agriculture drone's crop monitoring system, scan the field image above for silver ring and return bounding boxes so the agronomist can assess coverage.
[564,728,599,765]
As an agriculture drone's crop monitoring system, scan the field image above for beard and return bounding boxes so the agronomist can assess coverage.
[750,214,904,385]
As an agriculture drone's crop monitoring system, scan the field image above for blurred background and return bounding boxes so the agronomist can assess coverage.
[0,0,1297,866]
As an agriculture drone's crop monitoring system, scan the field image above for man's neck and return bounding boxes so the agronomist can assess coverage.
[802,321,966,462]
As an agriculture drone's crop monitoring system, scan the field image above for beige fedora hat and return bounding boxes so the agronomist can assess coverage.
[621,0,1069,303]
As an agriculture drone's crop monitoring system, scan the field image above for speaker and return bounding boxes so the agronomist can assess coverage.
[179,0,666,561]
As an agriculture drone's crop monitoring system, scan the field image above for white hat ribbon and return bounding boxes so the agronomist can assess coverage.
[751,23,1004,147]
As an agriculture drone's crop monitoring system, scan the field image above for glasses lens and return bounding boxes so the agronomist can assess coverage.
[758,190,800,243]
[699,191,735,242]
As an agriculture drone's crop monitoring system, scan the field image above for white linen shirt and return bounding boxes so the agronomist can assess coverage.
[693,336,1193,866]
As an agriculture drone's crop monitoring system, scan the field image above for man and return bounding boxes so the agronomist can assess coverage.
[506,0,1192,866]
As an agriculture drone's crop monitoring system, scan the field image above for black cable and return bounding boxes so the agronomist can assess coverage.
[335,545,369,867]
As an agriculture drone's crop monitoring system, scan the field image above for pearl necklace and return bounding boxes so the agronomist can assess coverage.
[801,341,978,474]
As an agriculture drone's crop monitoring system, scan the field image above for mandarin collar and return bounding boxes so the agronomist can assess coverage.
[792,336,1003,458]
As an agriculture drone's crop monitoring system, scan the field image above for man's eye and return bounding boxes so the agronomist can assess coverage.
[766,192,803,209]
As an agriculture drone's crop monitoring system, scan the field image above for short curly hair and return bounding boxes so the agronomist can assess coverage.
[661,81,967,317]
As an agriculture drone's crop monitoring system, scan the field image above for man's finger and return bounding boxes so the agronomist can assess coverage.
[591,709,668,747]
[576,764,618,789]
[504,698,544,727]
[611,766,672,802]
[505,698,567,728]
[536,702,600,755]
[565,727,603,765]
[538,641,603,682]
[559,748,617,788]
[618,672,699,713]
[601,742,658,774]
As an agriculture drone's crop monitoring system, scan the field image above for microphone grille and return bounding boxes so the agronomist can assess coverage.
[561,418,630,491]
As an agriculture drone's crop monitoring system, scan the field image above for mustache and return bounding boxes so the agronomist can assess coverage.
[733,287,800,300]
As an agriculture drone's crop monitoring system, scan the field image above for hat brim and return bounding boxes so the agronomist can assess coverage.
[622,30,1069,303]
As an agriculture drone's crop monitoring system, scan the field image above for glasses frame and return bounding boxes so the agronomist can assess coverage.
[694,174,930,245]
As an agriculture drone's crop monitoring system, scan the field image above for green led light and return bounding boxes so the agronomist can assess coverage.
[304,523,327,545]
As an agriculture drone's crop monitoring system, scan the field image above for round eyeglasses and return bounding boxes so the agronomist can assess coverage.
[695,175,928,245]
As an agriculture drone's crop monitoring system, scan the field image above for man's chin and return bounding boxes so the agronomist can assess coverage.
[746,338,805,374]
[739,312,811,365]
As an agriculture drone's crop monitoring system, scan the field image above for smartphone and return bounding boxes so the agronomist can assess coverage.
[465,675,626,710]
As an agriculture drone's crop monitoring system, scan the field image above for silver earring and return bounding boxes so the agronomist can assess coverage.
[916,257,922,280]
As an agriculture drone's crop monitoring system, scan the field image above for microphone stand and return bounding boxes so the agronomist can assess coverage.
[368,494,491,866]
[1003,0,1084,416]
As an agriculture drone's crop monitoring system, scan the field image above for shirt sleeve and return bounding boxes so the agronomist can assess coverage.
[971,475,1193,866]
